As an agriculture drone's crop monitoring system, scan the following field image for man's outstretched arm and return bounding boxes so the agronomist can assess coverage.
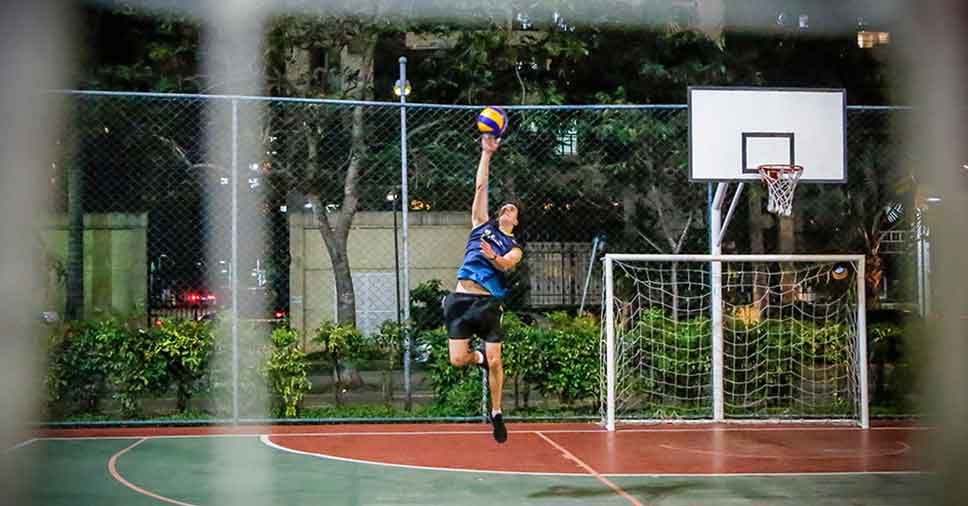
[471,136,500,228]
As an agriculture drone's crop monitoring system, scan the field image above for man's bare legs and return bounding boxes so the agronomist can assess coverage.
[485,342,506,442]
[448,338,506,443]
[448,339,480,367]
[485,342,503,413]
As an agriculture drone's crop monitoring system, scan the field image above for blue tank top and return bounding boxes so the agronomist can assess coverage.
[456,221,522,298]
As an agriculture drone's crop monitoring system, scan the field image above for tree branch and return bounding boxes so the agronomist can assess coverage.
[647,184,677,249]
[636,230,665,254]
[673,210,695,254]
[156,135,227,173]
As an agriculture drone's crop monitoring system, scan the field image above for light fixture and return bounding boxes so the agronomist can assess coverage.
[393,79,411,97]
[857,30,890,49]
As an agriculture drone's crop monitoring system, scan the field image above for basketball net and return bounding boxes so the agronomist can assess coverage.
[758,164,803,217]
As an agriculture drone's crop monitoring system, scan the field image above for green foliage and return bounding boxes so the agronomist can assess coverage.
[102,326,170,418]
[264,327,312,417]
[148,319,214,412]
[410,280,448,332]
[313,322,366,406]
[422,327,481,415]
[868,318,924,410]
[46,321,112,414]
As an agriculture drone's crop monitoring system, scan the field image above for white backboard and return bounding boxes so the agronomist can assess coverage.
[689,87,846,182]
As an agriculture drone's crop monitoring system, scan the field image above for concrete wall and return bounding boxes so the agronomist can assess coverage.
[289,210,470,341]
[44,213,148,318]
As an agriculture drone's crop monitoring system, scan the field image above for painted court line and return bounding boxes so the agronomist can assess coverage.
[108,438,199,506]
[536,431,643,506]
[259,434,589,477]
[3,438,37,453]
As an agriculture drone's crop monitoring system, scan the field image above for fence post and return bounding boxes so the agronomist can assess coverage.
[398,57,413,410]
[230,98,240,425]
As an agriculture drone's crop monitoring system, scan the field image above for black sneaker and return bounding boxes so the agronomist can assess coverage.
[491,413,507,443]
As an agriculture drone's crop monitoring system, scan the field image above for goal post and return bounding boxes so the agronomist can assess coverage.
[602,254,868,430]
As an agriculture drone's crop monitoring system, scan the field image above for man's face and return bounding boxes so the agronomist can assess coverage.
[498,203,519,228]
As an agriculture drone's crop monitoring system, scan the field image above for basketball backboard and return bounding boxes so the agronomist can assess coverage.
[688,87,846,183]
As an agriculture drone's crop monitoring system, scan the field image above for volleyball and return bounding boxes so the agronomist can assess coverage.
[477,106,508,137]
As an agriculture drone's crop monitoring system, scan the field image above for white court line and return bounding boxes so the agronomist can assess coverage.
[3,438,38,453]
[535,431,643,506]
[258,434,588,477]
[259,434,926,478]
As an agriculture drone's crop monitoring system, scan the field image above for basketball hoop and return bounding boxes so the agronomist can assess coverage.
[758,164,803,217]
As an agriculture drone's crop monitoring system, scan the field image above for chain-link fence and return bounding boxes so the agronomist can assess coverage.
[42,91,924,423]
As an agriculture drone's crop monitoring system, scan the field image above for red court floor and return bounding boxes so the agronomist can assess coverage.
[40,421,927,476]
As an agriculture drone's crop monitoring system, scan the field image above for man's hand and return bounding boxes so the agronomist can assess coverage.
[481,241,498,261]
[481,135,501,155]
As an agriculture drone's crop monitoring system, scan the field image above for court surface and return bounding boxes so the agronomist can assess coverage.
[11,421,929,505]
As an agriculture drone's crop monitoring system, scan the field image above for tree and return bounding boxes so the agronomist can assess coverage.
[265,9,402,326]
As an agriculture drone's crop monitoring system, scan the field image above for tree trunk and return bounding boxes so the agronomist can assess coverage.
[622,188,638,241]
[317,217,357,325]
[308,32,377,326]
[778,214,796,303]
[749,189,768,314]
[176,382,190,413]
[332,361,342,406]
[65,161,84,320]
[670,263,680,321]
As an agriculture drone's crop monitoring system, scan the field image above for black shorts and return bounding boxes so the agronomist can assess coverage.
[442,292,505,343]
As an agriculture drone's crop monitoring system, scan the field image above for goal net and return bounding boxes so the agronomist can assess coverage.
[601,254,868,429]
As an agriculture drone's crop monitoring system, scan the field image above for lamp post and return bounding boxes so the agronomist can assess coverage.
[394,57,413,410]
[386,190,402,329]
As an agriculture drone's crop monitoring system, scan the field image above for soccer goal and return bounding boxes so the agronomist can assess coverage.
[601,254,868,429]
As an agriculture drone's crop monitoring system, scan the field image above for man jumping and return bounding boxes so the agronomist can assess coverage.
[442,135,523,444]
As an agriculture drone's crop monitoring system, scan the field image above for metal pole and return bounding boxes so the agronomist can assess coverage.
[718,183,745,246]
[398,57,413,410]
[230,99,240,425]
[914,209,927,318]
[579,236,601,314]
[856,258,869,429]
[392,196,401,326]
[604,256,616,431]
[710,183,726,422]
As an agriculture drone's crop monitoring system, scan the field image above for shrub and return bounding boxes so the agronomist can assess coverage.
[149,319,214,412]
[103,326,169,417]
[46,321,112,414]
[313,322,365,406]
[422,327,481,414]
[264,327,312,417]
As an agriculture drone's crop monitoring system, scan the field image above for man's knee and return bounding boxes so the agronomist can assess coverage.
[449,352,465,367]
[486,353,502,369]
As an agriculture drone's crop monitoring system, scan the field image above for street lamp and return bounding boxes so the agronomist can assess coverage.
[393,79,411,97]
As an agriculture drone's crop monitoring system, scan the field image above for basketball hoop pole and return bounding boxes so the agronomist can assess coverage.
[709,183,726,422]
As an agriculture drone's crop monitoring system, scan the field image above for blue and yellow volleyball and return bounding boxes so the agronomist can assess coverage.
[477,106,508,137]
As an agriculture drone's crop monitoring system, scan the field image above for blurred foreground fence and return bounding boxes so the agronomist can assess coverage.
[39,91,925,424]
